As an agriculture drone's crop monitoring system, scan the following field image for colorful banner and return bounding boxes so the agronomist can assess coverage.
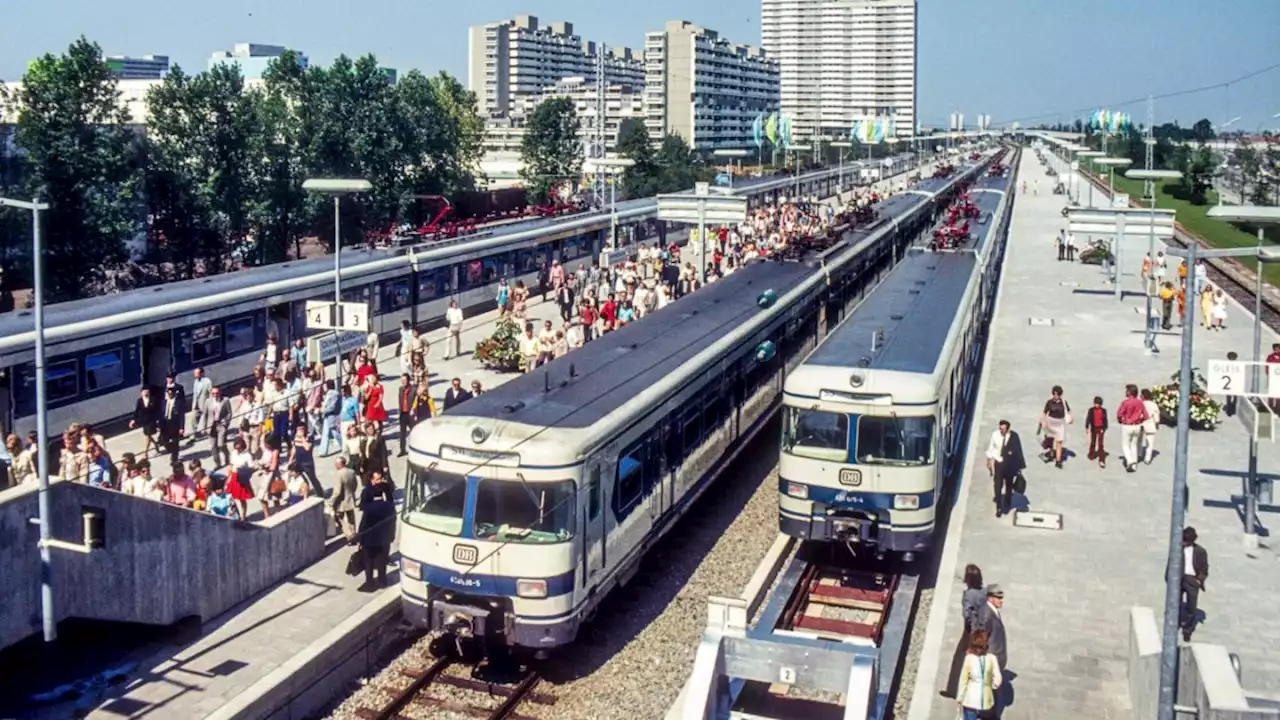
[779,114,793,148]
[765,113,779,146]
[752,114,764,149]
[1089,109,1130,134]
[851,116,897,144]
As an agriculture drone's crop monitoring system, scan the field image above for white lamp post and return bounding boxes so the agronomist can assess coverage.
[1206,204,1280,549]
[0,195,55,642]
[1077,150,1106,208]
[830,141,853,196]
[302,178,372,384]
[712,149,749,190]
[585,158,636,250]
[1126,168,1183,351]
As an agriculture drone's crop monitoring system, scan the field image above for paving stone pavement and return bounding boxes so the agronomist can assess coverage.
[921,148,1280,720]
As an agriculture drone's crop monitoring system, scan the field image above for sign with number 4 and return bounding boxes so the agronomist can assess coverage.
[1207,359,1245,396]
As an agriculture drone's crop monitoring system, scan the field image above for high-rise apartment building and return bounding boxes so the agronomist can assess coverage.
[105,55,170,80]
[468,15,644,120]
[761,0,917,141]
[208,43,309,80]
[481,78,646,155]
[644,21,780,152]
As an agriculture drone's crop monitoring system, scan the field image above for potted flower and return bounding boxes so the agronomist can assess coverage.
[1150,368,1222,430]
[1078,239,1113,266]
[473,317,524,372]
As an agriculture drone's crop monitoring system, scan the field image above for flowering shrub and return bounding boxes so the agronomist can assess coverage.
[1150,368,1221,428]
[474,316,524,372]
[1078,239,1113,266]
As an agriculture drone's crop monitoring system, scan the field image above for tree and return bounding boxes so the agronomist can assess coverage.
[145,63,256,279]
[654,133,704,193]
[1171,142,1215,205]
[1191,118,1215,143]
[11,37,142,301]
[397,70,484,201]
[252,51,309,264]
[616,118,659,199]
[520,97,581,204]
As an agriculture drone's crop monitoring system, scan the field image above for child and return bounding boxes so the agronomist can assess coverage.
[1085,396,1109,469]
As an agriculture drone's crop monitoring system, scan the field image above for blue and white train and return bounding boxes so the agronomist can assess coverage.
[0,164,873,441]
[396,154,993,654]
[777,149,1018,560]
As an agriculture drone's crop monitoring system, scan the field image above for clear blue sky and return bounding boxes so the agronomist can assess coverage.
[4,0,1278,131]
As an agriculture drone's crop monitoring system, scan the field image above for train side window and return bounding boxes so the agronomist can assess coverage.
[463,260,484,289]
[418,272,441,301]
[682,408,701,451]
[517,249,536,274]
[587,465,601,522]
[84,349,125,393]
[613,444,646,519]
[46,360,79,403]
[387,279,412,310]
[224,317,256,355]
[190,324,223,364]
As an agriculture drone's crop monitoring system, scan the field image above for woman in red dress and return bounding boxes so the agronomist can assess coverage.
[363,377,388,433]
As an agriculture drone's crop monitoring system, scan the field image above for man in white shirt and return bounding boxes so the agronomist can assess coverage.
[398,320,414,375]
[445,301,464,360]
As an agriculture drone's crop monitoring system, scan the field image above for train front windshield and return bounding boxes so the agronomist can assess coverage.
[403,467,575,544]
[855,416,935,466]
[782,407,849,461]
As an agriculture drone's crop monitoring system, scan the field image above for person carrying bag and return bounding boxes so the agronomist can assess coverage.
[956,629,1003,719]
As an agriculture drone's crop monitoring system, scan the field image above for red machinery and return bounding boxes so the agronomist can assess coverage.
[931,220,970,249]
[932,163,956,179]
[969,152,981,161]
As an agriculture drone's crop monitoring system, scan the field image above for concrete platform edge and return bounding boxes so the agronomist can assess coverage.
[904,171,1018,720]
[206,586,402,720]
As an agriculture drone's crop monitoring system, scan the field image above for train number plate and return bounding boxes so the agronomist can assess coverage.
[839,469,863,487]
[453,544,479,565]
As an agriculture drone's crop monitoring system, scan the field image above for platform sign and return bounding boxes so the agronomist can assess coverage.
[1071,161,1080,171]
[305,301,369,332]
[310,331,366,364]
[1271,364,1280,399]
[1207,358,1246,396]
[1112,193,1130,208]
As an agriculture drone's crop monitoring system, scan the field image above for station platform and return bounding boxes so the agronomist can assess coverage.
[56,169,918,720]
[908,149,1280,720]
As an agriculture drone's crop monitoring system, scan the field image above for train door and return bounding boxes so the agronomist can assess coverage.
[142,332,172,389]
[268,304,292,348]
[582,463,606,585]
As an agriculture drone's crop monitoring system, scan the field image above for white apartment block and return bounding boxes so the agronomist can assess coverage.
[468,15,644,120]
[644,21,780,152]
[761,0,917,141]
[481,77,646,155]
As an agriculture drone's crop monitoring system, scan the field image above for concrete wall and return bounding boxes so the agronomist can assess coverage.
[1129,606,1280,720]
[0,481,326,651]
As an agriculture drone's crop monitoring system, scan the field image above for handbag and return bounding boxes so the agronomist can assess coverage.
[1013,473,1027,495]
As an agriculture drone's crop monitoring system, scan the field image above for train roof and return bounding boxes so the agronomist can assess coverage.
[441,260,817,431]
[806,251,977,376]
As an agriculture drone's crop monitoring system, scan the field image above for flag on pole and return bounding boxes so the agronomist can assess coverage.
[765,113,779,145]
[752,114,764,149]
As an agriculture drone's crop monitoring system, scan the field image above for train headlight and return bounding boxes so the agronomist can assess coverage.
[786,482,809,500]
[402,558,423,581]
[516,579,548,599]
[893,494,920,510]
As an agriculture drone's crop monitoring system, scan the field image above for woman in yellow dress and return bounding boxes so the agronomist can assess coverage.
[1199,285,1215,328]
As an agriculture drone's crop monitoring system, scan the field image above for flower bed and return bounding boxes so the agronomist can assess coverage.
[1150,368,1221,429]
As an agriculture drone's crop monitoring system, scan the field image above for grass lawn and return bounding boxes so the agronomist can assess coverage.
[1097,171,1280,287]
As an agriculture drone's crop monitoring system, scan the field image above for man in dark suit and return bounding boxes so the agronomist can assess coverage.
[443,377,473,412]
[397,374,415,457]
[360,421,391,484]
[557,283,576,323]
[1180,527,1210,641]
[985,420,1026,518]
[975,584,1008,715]
[158,385,186,466]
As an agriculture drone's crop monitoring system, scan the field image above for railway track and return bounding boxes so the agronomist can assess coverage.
[1076,169,1280,332]
[355,656,555,720]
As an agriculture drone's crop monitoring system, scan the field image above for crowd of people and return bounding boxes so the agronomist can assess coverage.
[495,193,878,372]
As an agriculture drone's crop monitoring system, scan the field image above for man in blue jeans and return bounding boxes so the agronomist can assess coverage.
[318,380,343,456]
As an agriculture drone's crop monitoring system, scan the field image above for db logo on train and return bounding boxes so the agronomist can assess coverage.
[839,469,863,487]
[453,544,479,566]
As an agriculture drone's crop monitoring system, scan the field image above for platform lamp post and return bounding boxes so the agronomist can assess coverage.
[1077,150,1106,207]
[1064,144,1089,202]
[1206,205,1280,550]
[831,141,853,196]
[302,178,372,384]
[1158,241,1280,720]
[584,158,635,250]
[1092,158,1133,294]
[1126,168,1183,353]
[712,149,749,190]
[788,145,813,198]
[0,195,55,642]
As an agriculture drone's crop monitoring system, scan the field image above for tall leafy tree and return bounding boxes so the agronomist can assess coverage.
[11,37,142,301]
[145,63,256,279]
[520,97,582,204]
[655,133,704,193]
[252,51,309,263]
[616,118,659,200]
[397,69,484,208]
